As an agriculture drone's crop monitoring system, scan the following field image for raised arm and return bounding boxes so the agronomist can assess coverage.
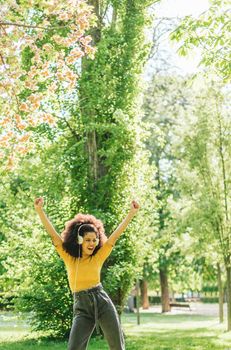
[34,197,63,246]
[107,200,140,247]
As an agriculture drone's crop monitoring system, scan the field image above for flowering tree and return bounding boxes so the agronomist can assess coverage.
[0,0,96,167]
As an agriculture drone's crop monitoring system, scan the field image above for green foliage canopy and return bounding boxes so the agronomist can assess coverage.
[171,0,231,82]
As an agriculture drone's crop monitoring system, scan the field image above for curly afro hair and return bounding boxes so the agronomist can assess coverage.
[61,213,107,258]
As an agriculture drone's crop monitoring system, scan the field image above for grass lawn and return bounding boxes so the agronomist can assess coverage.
[1,311,231,350]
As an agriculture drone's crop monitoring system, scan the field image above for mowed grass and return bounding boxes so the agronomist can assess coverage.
[1,312,231,350]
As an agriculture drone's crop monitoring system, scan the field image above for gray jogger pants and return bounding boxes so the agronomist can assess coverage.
[68,284,125,350]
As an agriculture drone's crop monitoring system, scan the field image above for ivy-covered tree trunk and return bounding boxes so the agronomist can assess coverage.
[76,0,152,312]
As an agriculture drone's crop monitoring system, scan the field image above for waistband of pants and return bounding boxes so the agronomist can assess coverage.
[73,283,103,334]
[73,283,103,297]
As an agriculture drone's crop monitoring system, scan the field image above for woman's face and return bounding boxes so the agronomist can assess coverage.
[81,232,98,256]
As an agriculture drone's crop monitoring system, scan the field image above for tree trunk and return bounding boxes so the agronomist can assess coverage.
[78,0,150,317]
[226,264,231,331]
[136,279,140,325]
[217,263,224,323]
[79,1,102,188]
[140,279,150,309]
[170,288,176,303]
[159,265,171,312]
[87,130,98,184]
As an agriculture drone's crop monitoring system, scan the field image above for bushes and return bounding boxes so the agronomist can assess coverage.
[200,297,219,303]
[16,248,73,338]
[1,230,73,339]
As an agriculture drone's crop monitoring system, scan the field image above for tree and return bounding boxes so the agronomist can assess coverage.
[171,0,231,82]
[74,0,159,313]
[0,147,75,337]
[175,80,231,329]
[142,74,195,312]
[0,0,157,337]
[0,0,96,167]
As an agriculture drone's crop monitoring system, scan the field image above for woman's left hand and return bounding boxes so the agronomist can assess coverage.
[130,200,140,213]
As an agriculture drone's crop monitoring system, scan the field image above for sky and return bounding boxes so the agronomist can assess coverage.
[148,0,210,76]
[156,0,210,18]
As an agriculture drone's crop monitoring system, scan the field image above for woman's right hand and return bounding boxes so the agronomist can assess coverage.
[34,197,44,210]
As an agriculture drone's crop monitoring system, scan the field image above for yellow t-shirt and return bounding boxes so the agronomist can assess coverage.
[55,241,113,292]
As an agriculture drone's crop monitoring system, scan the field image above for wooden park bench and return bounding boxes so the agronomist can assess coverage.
[170,302,191,311]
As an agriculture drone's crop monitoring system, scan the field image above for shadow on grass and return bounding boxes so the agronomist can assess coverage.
[0,312,227,350]
[0,328,229,350]
[0,335,109,350]
[125,328,229,350]
[122,312,216,324]
[0,340,63,350]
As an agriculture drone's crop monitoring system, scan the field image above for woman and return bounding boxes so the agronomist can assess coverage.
[34,197,139,350]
